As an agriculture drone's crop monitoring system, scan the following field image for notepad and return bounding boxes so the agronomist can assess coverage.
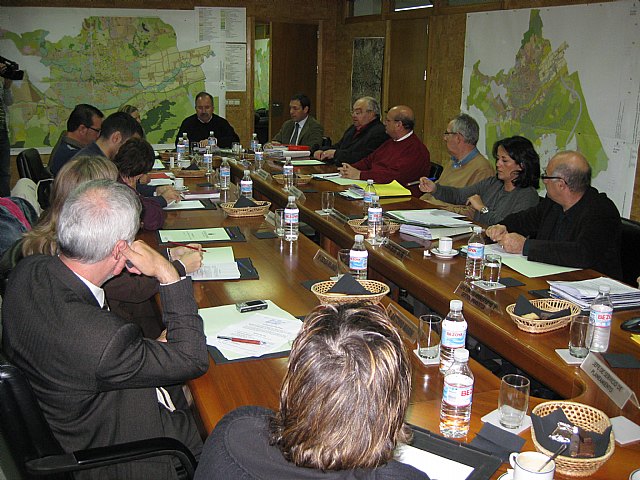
[189,247,241,281]
[159,228,230,243]
[164,200,206,210]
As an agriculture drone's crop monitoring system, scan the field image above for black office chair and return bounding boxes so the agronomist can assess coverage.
[429,162,444,181]
[16,148,53,209]
[0,355,197,479]
[620,218,640,286]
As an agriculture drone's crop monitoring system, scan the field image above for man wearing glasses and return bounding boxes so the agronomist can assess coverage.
[313,96,387,166]
[49,104,104,176]
[421,113,494,206]
[487,151,622,279]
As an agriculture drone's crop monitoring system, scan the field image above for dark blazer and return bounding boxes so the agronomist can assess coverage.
[2,255,209,479]
[318,119,388,166]
[272,115,324,149]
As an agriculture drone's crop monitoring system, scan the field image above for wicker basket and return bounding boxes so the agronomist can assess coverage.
[531,401,614,477]
[219,201,271,217]
[171,168,207,178]
[272,174,312,185]
[506,299,580,333]
[347,218,401,235]
[310,280,390,305]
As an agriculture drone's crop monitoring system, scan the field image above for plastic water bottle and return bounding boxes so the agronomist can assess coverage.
[349,234,368,280]
[182,132,190,153]
[219,157,231,190]
[440,348,474,438]
[367,195,383,245]
[284,195,299,242]
[203,145,213,175]
[588,285,613,352]
[465,226,485,281]
[363,179,377,216]
[251,133,259,152]
[439,300,467,373]
[176,138,187,165]
[283,158,294,190]
[254,144,264,168]
[208,131,218,151]
[240,170,253,198]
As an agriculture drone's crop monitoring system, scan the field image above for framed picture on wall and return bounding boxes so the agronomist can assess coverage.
[351,37,384,106]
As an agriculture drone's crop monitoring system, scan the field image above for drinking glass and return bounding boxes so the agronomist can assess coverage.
[498,374,530,429]
[337,249,351,276]
[321,191,335,215]
[483,254,502,284]
[274,209,285,237]
[569,315,591,358]
[417,314,442,359]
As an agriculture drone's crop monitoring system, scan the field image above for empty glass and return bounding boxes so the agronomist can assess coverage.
[417,314,442,359]
[498,374,530,429]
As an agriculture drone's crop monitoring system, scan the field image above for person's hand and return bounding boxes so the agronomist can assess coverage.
[486,224,507,241]
[122,240,179,284]
[170,244,203,274]
[338,163,360,179]
[138,174,150,185]
[320,149,336,161]
[198,139,209,148]
[313,150,323,160]
[500,232,526,254]
[466,194,486,212]
[157,329,168,343]
[419,177,436,193]
[156,185,181,203]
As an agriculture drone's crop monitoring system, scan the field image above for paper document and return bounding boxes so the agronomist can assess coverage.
[159,228,230,243]
[326,177,367,187]
[548,277,640,309]
[312,172,341,179]
[399,224,473,240]
[484,244,580,278]
[395,444,474,480]
[387,209,472,227]
[152,158,165,169]
[291,158,323,165]
[148,178,174,186]
[190,246,240,281]
[183,192,220,200]
[164,200,205,210]
[201,301,302,360]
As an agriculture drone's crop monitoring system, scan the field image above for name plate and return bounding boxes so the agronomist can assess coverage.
[330,209,349,224]
[381,238,409,260]
[254,169,270,181]
[288,185,306,201]
[453,282,500,313]
[580,352,639,409]
[386,303,418,343]
[313,249,337,274]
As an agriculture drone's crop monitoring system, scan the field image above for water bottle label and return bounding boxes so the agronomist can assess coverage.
[240,181,252,194]
[443,375,473,407]
[349,250,368,270]
[364,192,373,203]
[284,165,294,174]
[220,167,230,178]
[284,208,298,223]
[255,152,264,161]
[467,243,484,260]
[204,153,212,164]
[441,321,467,348]
[368,207,382,223]
[177,144,186,154]
[589,308,612,327]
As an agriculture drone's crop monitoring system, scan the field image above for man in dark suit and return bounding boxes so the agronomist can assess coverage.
[270,93,324,150]
[2,179,209,479]
[313,96,388,166]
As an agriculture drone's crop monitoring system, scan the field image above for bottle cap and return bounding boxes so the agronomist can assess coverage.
[367,179,374,184]
[244,170,250,175]
[209,131,214,135]
[473,226,482,234]
[453,348,469,362]
[372,195,379,202]
[288,196,296,202]
[355,234,364,242]
[599,285,611,293]
[450,299,463,311]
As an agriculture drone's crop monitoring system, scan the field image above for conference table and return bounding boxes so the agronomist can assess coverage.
[147,158,639,479]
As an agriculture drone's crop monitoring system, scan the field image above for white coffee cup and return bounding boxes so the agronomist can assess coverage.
[509,451,555,479]
[439,236,453,253]
[174,178,184,189]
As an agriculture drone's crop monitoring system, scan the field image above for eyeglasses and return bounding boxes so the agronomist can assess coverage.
[351,109,373,115]
[87,126,101,134]
[443,131,458,136]
[541,170,567,184]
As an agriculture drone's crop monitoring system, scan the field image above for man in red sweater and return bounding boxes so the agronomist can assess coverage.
[338,105,430,196]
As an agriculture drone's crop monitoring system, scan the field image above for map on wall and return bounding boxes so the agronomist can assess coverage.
[462,1,640,216]
[0,7,245,149]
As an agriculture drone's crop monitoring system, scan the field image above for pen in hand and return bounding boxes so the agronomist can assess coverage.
[217,336,265,345]
[168,241,206,252]
[406,177,436,186]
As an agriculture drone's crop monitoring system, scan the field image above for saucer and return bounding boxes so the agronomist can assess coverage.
[431,247,459,258]
[497,473,512,480]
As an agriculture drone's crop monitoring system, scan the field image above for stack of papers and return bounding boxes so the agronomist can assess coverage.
[386,209,472,227]
[399,224,473,240]
[346,180,412,198]
[190,246,241,281]
[548,277,640,309]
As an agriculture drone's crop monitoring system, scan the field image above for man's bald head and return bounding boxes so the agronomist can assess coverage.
[549,151,591,193]
[384,105,415,140]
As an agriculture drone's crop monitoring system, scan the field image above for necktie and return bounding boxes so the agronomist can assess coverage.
[290,122,300,145]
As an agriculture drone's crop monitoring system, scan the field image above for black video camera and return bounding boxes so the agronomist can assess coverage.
[0,56,24,81]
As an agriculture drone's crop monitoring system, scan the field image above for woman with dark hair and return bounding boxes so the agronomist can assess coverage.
[419,135,541,225]
[195,303,428,479]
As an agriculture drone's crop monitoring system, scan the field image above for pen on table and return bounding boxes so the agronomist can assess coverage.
[217,336,265,345]
[406,177,436,186]
[167,241,206,252]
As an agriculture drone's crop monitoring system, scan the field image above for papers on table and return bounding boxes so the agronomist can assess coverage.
[311,172,341,180]
[290,158,323,165]
[267,149,312,159]
[148,178,175,186]
[159,228,230,243]
[343,180,412,198]
[183,191,220,200]
[484,244,580,278]
[548,277,640,309]
[152,158,165,169]
[328,177,366,187]
[399,224,473,240]
[164,200,205,210]
[395,444,474,480]
[387,209,473,227]
[201,301,302,360]
[190,246,240,281]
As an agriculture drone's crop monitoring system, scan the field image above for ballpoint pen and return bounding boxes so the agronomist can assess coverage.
[167,241,206,252]
[406,177,436,186]
[217,336,265,345]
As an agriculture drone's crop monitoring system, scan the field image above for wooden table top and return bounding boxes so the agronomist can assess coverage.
[145,171,640,479]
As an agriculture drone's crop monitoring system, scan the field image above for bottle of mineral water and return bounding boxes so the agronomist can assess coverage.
[176,136,187,165]
[219,157,231,190]
[439,300,467,373]
[203,145,213,175]
[251,132,259,152]
[182,132,190,153]
[588,285,613,352]
[208,131,218,151]
[440,348,474,438]
[465,226,485,281]
[284,195,299,242]
[283,158,294,190]
[367,195,383,245]
[254,144,264,168]
[240,170,253,198]
[349,234,368,280]
[362,179,377,216]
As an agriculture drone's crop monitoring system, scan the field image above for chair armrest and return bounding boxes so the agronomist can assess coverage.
[25,437,196,479]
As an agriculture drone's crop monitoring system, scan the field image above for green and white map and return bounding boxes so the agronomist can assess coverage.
[462,1,639,216]
[0,7,230,148]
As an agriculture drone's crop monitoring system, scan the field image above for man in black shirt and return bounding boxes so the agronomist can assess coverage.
[175,91,239,148]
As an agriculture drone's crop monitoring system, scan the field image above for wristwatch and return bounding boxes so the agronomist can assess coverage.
[480,206,489,214]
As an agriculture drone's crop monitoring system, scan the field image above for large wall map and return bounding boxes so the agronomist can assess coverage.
[462,2,639,216]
